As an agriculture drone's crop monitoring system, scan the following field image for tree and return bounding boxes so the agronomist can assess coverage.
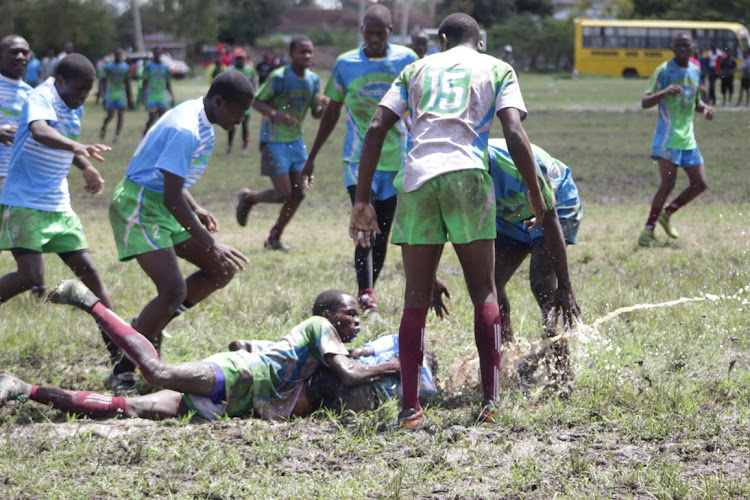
[14,0,116,59]
[217,0,287,45]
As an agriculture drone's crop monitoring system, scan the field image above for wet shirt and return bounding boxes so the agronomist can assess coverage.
[228,316,349,419]
[257,65,320,143]
[1,79,82,211]
[645,59,701,152]
[379,45,526,192]
[325,43,417,173]
[0,74,32,178]
[489,138,580,233]
[104,61,130,101]
[143,61,170,102]
[125,98,214,193]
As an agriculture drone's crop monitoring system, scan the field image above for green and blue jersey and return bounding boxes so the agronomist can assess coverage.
[257,65,320,144]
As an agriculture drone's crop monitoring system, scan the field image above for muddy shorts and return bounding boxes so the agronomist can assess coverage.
[391,169,496,245]
[0,205,88,253]
[109,179,193,261]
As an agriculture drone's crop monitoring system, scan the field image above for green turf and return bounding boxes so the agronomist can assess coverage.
[1,73,749,498]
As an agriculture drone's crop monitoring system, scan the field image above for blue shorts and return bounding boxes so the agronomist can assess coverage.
[147,100,168,112]
[496,203,581,250]
[649,147,704,167]
[104,98,126,110]
[346,169,397,202]
[260,139,307,177]
[345,163,399,202]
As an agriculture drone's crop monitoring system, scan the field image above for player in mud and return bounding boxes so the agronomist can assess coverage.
[0,281,400,421]
[432,139,582,342]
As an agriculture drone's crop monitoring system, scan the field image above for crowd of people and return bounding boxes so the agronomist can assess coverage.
[0,6,720,428]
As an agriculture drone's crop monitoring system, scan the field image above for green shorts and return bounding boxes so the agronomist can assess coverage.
[0,205,88,253]
[182,350,277,419]
[391,169,496,245]
[109,179,192,261]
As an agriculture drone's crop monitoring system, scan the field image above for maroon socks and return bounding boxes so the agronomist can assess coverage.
[398,308,428,411]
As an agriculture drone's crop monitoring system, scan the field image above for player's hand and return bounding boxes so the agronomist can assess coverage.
[0,125,17,145]
[432,278,452,319]
[195,207,219,233]
[551,287,581,329]
[276,112,297,127]
[350,345,374,359]
[349,201,380,248]
[301,159,315,188]
[664,84,683,97]
[210,242,248,274]
[228,339,254,352]
[73,143,111,162]
[316,96,330,114]
[703,105,715,120]
[81,165,105,195]
[525,190,546,231]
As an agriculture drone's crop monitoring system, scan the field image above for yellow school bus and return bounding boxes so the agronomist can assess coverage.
[574,18,750,78]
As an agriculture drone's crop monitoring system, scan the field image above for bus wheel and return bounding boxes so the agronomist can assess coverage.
[623,68,639,78]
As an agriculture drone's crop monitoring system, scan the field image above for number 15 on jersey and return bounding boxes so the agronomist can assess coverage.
[421,68,471,114]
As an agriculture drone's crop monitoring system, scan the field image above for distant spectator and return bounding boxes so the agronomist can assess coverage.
[410,30,430,59]
[737,49,750,108]
[256,54,274,84]
[706,43,724,105]
[56,41,74,67]
[40,49,56,81]
[718,50,737,106]
[24,50,41,87]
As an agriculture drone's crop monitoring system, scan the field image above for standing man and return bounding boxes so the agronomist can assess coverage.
[99,48,132,144]
[226,48,256,157]
[638,31,714,247]
[302,5,417,316]
[0,35,32,196]
[141,47,175,135]
[24,50,42,88]
[410,30,430,59]
[349,13,546,427]
[706,43,724,105]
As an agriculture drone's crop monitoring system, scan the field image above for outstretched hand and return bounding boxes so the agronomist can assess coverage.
[210,242,248,274]
[73,143,111,162]
[431,278,452,319]
[195,207,219,233]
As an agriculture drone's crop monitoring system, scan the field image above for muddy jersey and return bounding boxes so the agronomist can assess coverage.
[646,58,702,153]
[257,65,320,143]
[1,79,82,211]
[0,74,32,178]
[490,139,582,243]
[125,98,214,193]
[325,43,417,179]
[379,45,526,192]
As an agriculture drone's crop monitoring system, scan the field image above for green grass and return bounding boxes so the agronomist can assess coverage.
[1,73,749,498]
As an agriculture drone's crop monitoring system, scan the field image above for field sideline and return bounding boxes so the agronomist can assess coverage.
[1,73,749,498]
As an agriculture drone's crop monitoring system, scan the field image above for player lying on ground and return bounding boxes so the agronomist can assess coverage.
[234,334,438,413]
[432,139,582,342]
[0,281,399,421]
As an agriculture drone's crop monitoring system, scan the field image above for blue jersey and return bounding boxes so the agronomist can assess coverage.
[489,139,582,244]
[0,74,32,178]
[125,98,214,193]
[24,58,42,85]
[324,43,416,181]
[257,65,320,144]
[645,59,702,154]
[1,79,82,211]
[103,61,130,101]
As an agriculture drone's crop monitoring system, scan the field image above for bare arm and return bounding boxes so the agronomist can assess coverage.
[182,188,218,233]
[163,171,215,250]
[539,207,580,325]
[641,84,682,109]
[325,353,400,387]
[498,107,546,230]
[310,95,330,120]
[349,105,401,247]
[301,99,342,184]
[28,120,110,162]
[166,74,175,106]
[253,99,296,127]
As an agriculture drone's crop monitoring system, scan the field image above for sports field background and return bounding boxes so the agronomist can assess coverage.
[1,73,749,498]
